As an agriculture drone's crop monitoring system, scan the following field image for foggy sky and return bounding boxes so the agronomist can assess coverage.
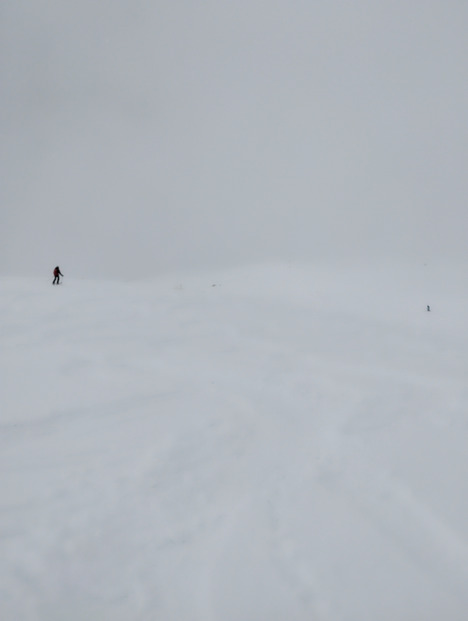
[2,1,468,279]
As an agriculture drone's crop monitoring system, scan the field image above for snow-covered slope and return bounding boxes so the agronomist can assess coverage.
[2,263,468,620]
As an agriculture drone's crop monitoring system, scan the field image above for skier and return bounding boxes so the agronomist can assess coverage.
[52,266,64,285]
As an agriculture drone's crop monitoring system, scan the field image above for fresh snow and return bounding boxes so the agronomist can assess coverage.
[1,263,468,620]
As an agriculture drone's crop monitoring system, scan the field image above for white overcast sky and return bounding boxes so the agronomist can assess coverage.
[2,1,467,279]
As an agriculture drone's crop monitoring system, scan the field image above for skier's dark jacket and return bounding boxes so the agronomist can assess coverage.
[54,267,63,277]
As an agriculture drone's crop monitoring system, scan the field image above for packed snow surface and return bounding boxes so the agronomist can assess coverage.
[2,263,468,620]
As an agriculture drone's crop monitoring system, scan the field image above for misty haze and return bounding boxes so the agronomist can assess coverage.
[2,1,468,278]
[2,3,468,620]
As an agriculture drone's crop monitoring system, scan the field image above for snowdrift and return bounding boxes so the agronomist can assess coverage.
[2,263,468,620]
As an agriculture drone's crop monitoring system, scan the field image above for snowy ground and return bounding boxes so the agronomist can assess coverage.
[1,262,468,620]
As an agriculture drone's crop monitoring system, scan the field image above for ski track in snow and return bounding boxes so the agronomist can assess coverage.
[1,264,468,620]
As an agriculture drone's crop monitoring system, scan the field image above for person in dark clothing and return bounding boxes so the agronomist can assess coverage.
[53,266,64,285]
